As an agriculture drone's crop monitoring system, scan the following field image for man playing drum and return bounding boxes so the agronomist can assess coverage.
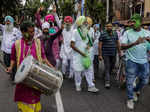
[6,21,54,112]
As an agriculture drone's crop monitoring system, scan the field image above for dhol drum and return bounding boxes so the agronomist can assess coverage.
[15,56,63,95]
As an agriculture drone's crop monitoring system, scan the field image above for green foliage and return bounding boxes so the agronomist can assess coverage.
[85,0,106,25]
[57,0,76,17]
[0,0,22,21]
[23,0,53,20]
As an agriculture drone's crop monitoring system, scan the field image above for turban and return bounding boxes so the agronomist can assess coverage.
[42,22,50,30]
[131,14,142,28]
[64,16,73,24]
[76,16,86,26]
[5,16,14,23]
[86,17,93,26]
[45,14,55,22]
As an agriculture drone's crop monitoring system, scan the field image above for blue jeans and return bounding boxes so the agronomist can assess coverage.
[126,60,149,99]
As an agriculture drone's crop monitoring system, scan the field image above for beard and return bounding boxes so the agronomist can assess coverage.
[43,32,49,41]
[5,23,14,33]
[81,27,88,37]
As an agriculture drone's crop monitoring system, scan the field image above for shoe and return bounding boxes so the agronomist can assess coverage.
[105,82,111,89]
[76,85,81,91]
[127,99,134,110]
[88,86,99,93]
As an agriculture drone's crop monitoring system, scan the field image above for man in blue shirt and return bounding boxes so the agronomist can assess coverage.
[121,14,150,110]
[98,23,121,89]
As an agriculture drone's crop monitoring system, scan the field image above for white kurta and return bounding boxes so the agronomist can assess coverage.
[0,24,22,54]
[93,30,100,55]
[72,29,96,87]
[60,29,73,64]
[71,29,90,72]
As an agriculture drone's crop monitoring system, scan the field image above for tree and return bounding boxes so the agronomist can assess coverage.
[23,0,53,21]
[55,0,77,18]
[85,0,106,26]
[0,0,22,22]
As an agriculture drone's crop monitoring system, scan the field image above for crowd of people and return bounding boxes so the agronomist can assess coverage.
[0,5,150,112]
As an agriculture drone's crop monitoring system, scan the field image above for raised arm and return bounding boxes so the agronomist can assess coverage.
[53,6,62,29]
[35,7,43,29]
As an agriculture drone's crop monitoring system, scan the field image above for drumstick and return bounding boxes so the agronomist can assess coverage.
[55,90,64,112]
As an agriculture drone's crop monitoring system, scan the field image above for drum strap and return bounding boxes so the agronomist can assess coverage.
[35,38,42,63]
[15,40,21,68]
[15,39,43,68]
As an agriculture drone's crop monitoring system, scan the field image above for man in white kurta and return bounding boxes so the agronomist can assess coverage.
[93,24,101,76]
[71,16,99,92]
[0,16,22,80]
[0,16,22,67]
[60,16,74,78]
[53,11,75,78]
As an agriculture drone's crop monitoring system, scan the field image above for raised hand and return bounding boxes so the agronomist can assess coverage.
[135,37,145,45]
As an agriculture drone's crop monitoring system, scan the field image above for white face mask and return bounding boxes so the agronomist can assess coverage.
[64,24,71,31]
[81,24,89,37]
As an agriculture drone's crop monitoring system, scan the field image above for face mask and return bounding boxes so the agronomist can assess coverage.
[65,24,71,31]
[24,32,30,40]
[81,25,89,37]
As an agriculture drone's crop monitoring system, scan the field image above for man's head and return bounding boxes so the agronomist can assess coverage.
[130,14,142,30]
[42,22,50,34]
[4,16,14,32]
[76,16,89,37]
[64,16,73,31]
[42,22,50,40]
[105,23,113,33]
[20,21,35,41]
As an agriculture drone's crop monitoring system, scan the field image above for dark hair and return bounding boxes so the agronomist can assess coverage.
[20,21,34,32]
[105,22,112,27]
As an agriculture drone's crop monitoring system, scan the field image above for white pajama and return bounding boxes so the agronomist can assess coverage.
[56,59,61,70]
[74,65,95,87]
[62,59,74,78]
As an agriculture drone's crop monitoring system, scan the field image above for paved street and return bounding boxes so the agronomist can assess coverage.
[0,62,150,112]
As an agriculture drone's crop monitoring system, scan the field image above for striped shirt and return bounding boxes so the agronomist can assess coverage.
[99,31,118,56]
